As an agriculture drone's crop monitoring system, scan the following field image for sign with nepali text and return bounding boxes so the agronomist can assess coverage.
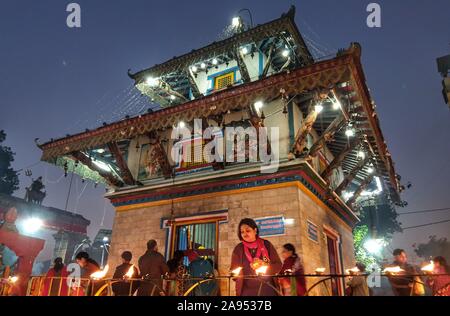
[255,216,285,237]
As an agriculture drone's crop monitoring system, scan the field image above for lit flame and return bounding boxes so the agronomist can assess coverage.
[255,265,268,275]
[346,267,360,274]
[383,266,404,274]
[231,267,242,276]
[124,265,134,279]
[90,265,109,280]
[421,261,434,273]
[9,276,18,283]
[315,267,326,274]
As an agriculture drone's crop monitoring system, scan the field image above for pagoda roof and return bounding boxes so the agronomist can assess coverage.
[127,5,313,83]
[38,43,401,204]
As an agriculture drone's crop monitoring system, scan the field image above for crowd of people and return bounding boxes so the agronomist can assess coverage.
[38,218,450,296]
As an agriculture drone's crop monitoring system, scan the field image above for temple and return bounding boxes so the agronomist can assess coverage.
[37,6,401,295]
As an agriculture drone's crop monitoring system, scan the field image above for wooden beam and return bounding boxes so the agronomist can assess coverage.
[335,156,370,195]
[186,69,202,98]
[347,174,375,206]
[235,47,251,83]
[148,131,173,179]
[291,104,318,157]
[308,113,346,157]
[107,142,135,186]
[321,137,359,180]
[261,42,275,78]
[71,151,123,187]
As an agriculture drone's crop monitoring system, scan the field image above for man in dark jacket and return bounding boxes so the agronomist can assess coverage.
[387,249,417,296]
[112,251,140,296]
[137,240,169,296]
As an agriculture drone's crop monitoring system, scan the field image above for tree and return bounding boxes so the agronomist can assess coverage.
[414,236,450,262]
[0,130,19,195]
[353,199,402,267]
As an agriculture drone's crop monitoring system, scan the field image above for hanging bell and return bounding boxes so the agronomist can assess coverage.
[282,105,288,115]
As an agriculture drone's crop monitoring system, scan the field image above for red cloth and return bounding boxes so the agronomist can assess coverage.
[40,267,69,296]
[279,256,306,296]
[242,238,269,265]
[427,266,450,296]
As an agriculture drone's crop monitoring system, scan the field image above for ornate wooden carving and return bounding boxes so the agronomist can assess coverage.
[148,131,173,179]
[107,142,135,186]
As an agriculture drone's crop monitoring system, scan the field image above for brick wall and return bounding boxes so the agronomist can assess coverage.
[107,183,355,296]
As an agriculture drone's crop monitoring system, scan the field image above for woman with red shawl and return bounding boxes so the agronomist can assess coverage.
[427,256,450,296]
[40,257,69,296]
[279,243,306,296]
[230,218,282,296]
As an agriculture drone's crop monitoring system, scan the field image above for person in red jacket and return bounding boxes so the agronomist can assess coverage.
[279,243,306,296]
[41,257,69,296]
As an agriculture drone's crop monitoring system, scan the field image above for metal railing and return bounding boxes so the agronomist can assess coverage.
[17,272,449,297]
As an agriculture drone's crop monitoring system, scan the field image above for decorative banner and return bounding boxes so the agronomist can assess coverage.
[255,216,285,237]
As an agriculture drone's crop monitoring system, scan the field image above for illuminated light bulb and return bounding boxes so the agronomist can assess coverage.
[332,99,342,110]
[367,167,374,174]
[191,65,198,73]
[342,191,354,201]
[146,77,159,87]
[282,49,290,57]
[345,128,355,137]
[200,62,206,69]
[232,16,241,28]
[170,95,176,100]
[102,236,109,242]
[212,58,218,65]
[284,218,295,225]
[364,239,384,254]
[314,104,324,113]
[357,151,365,159]
[178,121,186,128]
[254,101,263,111]
[23,217,43,233]
[241,47,248,55]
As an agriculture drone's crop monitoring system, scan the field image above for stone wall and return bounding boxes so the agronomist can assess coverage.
[107,183,355,296]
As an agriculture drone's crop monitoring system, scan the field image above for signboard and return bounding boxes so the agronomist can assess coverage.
[255,216,285,237]
[307,220,319,242]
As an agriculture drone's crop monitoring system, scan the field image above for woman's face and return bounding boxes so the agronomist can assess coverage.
[281,247,293,260]
[240,224,257,242]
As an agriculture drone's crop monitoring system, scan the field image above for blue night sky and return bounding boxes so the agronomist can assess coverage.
[1,0,449,262]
